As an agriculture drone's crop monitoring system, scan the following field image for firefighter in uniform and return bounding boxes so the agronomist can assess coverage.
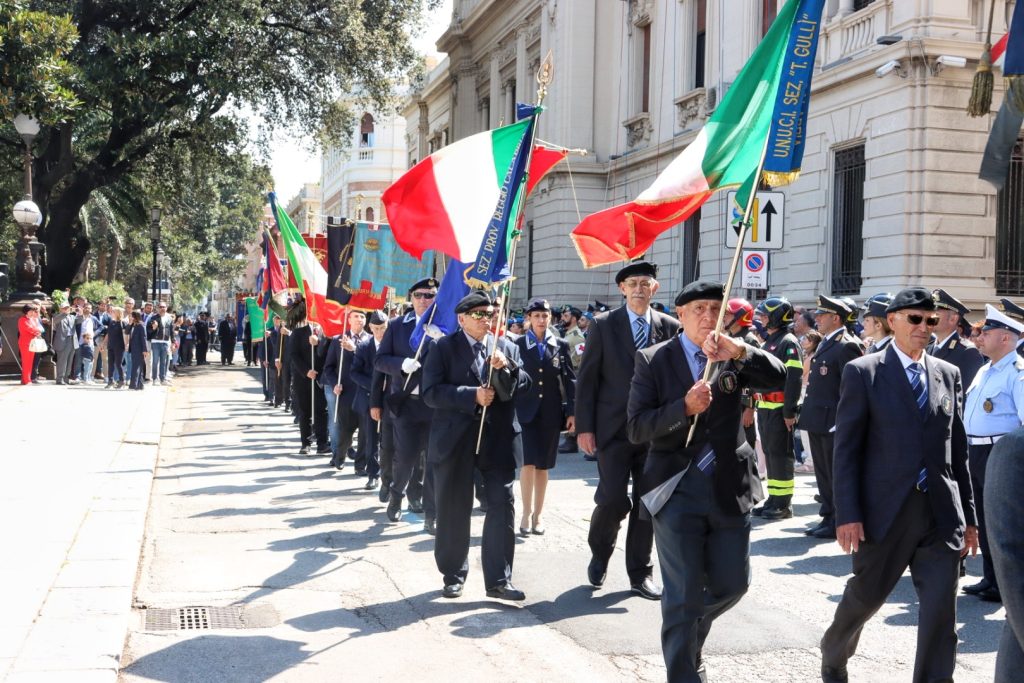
[752,297,803,519]
[722,298,759,449]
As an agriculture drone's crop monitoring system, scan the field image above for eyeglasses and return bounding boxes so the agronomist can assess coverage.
[466,310,495,320]
[412,292,436,300]
[899,313,940,327]
[622,278,653,290]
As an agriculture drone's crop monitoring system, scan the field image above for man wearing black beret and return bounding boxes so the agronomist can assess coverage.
[821,287,978,683]
[628,279,786,682]
[421,291,530,601]
[576,261,680,600]
[374,277,440,525]
[798,294,864,539]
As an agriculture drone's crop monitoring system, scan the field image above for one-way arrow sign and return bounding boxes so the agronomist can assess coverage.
[725,190,785,249]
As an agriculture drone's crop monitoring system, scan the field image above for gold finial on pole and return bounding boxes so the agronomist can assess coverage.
[536,50,554,105]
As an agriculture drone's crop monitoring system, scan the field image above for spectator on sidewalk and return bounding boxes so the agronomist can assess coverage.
[106,306,127,389]
[17,303,44,385]
[95,300,110,381]
[218,314,238,365]
[77,302,101,383]
[178,317,195,365]
[52,301,78,385]
[80,331,96,384]
[128,310,149,390]
[150,302,174,385]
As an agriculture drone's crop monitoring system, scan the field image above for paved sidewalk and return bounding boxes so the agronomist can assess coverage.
[0,377,169,682]
[119,366,1000,682]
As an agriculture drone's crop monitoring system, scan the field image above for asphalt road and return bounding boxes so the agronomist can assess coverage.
[119,363,1001,682]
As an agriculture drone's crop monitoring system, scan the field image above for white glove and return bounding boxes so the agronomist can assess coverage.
[401,358,422,374]
[423,323,444,340]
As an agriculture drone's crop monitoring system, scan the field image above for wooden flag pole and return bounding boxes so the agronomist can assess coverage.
[331,315,349,424]
[475,51,553,454]
[403,303,438,391]
[685,137,771,447]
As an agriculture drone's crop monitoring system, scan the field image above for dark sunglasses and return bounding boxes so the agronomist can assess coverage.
[900,313,940,327]
[466,310,495,320]
[412,292,436,300]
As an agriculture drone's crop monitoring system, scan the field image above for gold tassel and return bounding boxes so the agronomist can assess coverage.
[967,46,994,117]
[762,169,801,188]
[1009,76,1024,113]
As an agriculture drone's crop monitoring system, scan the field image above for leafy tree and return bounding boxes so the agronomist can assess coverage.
[1,0,438,289]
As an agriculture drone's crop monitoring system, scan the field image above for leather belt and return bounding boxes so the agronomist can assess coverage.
[968,435,1004,446]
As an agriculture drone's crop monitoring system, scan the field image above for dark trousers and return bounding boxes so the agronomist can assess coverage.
[390,398,432,515]
[588,438,654,582]
[129,350,145,389]
[107,348,125,385]
[222,338,235,364]
[821,490,960,683]
[807,431,836,524]
[196,341,208,365]
[328,394,359,466]
[757,408,795,507]
[280,360,292,409]
[273,368,285,407]
[969,443,996,587]
[359,410,381,478]
[293,376,328,449]
[986,431,1024,683]
[652,466,751,683]
[378,410,395,487]
[434,447,515,589]
[242,340,252,364]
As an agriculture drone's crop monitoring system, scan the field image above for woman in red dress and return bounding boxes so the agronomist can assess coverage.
[18,303,43,385]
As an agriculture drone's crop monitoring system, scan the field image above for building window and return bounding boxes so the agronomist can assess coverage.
[854,0,875,10]
[682,208,701,285]
[996,139,1024,296]
[360,113,375,147]
[641,23,652,113]
[365,207,375,224]
[762,0,777,36]
[831,144,865,295]
[694,0,706,89]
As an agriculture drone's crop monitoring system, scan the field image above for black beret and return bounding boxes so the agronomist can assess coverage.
[863,293,894,319]
[367,310,388,326]
[409,277,439,293]
[525,298,551,314]
[815,294,852,317]
[454,291,494,314]
[1000,297,1024,322]
[885,287,937,314]
[615,261,658,284]
[674,280,724,307]
[567,306,582,318]
[932,289,970,316]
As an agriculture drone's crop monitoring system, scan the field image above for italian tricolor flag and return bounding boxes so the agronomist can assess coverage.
[571,0,825,267]
[271,194,347,337]
[382,122,567,262]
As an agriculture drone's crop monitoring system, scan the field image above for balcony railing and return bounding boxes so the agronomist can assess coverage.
[820,1,892,67]
[358,149,373,162]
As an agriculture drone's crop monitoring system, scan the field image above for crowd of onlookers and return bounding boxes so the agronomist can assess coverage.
[5,294,221,387]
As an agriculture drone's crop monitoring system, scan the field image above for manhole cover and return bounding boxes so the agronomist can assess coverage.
[144,604,278,631]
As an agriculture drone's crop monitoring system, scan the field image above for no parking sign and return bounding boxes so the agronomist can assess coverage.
[741,250,768,289]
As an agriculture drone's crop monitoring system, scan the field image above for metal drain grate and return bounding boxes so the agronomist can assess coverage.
[145,606,244,631]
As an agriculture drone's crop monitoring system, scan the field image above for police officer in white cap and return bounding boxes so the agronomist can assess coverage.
[961,304,1024,603]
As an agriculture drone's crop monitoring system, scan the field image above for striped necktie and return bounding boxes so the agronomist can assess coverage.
[694,350,714,474]
[908,362,929,491]
[633,317,649,349]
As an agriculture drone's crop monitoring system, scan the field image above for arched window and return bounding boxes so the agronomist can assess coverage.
[366,207,375,223]
[360,113,375,147]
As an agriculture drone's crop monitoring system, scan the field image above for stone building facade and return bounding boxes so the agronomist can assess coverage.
[403,0,1021,313]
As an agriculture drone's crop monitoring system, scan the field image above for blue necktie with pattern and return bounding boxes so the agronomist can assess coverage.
[693,350,715,474]
[908,362,929,491]
[634,317,649,349]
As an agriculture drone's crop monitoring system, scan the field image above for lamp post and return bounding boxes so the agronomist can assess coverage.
[11,114,44,297]
[149,205,162,305]
[155,246,165,304]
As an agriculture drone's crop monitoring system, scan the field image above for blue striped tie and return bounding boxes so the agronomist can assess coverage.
[908,363,929,491]
[634,317,649,349]
[693,350,715,474]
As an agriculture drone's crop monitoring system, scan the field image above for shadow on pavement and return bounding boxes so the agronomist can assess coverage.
[122,635,311,682]
[749,534,815,558]
[772,553,851,577]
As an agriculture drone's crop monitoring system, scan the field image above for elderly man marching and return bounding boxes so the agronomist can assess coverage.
[421,291,530,601]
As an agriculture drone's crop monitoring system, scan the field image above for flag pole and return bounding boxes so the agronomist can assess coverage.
[331,315,349,423]
[475,52,553,454]
[403,304,438,391]
[685,136,771,447]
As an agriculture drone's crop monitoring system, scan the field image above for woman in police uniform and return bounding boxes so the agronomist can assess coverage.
[514,298,576,536]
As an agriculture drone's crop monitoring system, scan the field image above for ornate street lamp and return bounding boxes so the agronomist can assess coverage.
[10,114,44,297]
[150,205,162,304]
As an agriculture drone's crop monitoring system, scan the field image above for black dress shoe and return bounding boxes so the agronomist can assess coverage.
[378,484,390,504]
[811,525,837,540]
[354,467,367,476]
[763,506,793,520]
[298,445,310,455]
[386,493,403,522]
[486,584,526,601]
[962,578,993,595]
[316,447,332,456]
[979,586,1003,602]
[442,583,463,599]
[630,577,662,600]
[821,664,849,683]
[330,456,345,471]
[582,454,598,462]
[364,477,378,491]
[424,518,436,535]
[814,494,822,504]
[804,520,827,536]
[408,498,424,514]
[587,558,607,588]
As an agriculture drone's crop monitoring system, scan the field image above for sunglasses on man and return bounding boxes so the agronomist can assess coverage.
[898,313,940,327]
[412,292,436,300]
[466,310,495,320]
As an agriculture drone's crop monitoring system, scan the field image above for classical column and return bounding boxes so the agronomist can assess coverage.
[489,55,501,127]
[837,0,855,17]
[453,59,479,138]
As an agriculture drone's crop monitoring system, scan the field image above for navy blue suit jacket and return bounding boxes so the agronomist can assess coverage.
[321,331,369,407]
[833,345,976,550]
[798,328,864,434]
[930,331,985,389]
[422,331,530,470]
[351,337,377,414]
[513,333,576,424]
[374,312,432,395]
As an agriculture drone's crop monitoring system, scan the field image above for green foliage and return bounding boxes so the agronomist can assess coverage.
[72,279,127,304]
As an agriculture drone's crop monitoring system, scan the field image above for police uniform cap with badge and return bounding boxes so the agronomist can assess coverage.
[999,298,1024,356]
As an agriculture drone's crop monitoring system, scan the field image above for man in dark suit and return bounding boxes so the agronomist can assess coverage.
[195,312,211,365]
[351,310,389,492]
[576,261,680,599]
[821,287,978,683]
[986,425,1024,682]
[374,277,439,525]
[321,309,370,471]
[218,314,238,365]
[369,354,395,503]
[797,295,863,539]
[628,280,786,683]
[929,289,984,388]
[422,291,530,601]
[288,301,329,455]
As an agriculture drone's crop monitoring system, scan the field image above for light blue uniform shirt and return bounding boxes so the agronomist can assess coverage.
[964,350,1024,437]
